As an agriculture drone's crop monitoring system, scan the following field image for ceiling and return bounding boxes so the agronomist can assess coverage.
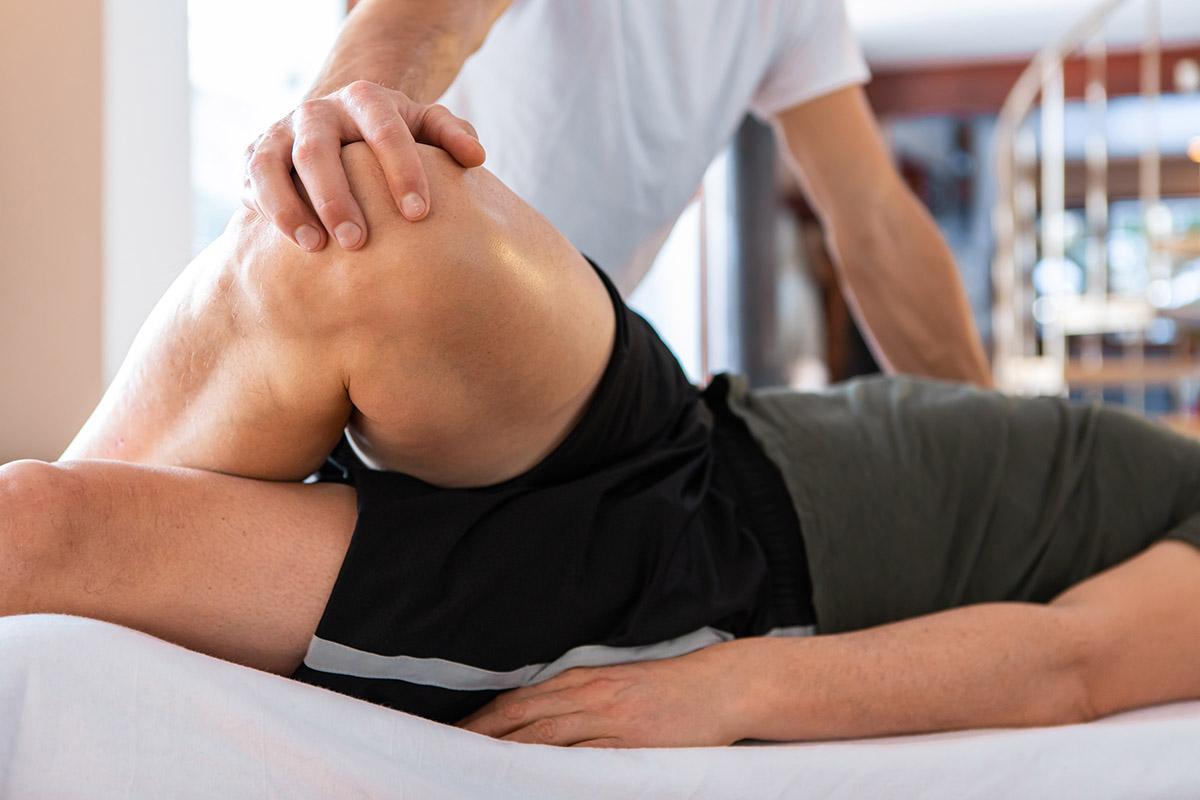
[845,0,1200,68]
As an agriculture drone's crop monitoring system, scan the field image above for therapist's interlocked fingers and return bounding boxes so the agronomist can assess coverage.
[243,80,486,252]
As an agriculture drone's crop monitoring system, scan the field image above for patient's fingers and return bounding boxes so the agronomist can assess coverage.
[460,646,750,748]
[244,123,328,252]
[458,678,591,739]
[457,667,603,737]
[500,713,606,747]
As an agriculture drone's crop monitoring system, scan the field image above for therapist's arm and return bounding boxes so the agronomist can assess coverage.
[244,0,514,251]
[775,86,992,387]
[308,0,511,104]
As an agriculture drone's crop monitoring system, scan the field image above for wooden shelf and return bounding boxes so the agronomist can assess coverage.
[1064,358,1200,385]
[1154,233,1200,260]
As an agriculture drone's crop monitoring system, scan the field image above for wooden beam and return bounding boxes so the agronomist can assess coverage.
[1064,357,1200,385]
[867,44,1200,118]
[1061,155,1200,204]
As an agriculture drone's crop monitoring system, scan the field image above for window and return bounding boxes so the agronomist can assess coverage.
[189,0,343,254]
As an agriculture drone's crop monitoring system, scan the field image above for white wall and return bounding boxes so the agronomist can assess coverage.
[104,0,192,381]
[0,0,191,462]
[627,151,738,384]
[0,0,105,462]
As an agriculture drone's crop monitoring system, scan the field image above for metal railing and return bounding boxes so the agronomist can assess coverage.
[990,0,1192,409]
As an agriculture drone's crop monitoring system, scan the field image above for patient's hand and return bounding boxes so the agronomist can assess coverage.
[243,80,485,253]
[456,640,755,748]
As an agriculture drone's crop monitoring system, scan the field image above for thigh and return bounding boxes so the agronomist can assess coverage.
[64,145,614,490]
[5,459,356,675]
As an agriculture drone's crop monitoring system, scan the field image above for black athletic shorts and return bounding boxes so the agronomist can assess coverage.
[292,261,809,724]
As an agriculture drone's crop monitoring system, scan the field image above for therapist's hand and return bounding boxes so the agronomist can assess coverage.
[243,80,486,252]
[456,640,754,748]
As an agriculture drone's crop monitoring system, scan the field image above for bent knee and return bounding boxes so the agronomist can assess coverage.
[219,142,528,341]
[328,142,553,331]
[0,461,83,609]
[336,141,468,238]
[1,459,67,546]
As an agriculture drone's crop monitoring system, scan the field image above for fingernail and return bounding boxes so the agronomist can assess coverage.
[295,225,321,251]
[334,221,362,249]
[401,193,426,220]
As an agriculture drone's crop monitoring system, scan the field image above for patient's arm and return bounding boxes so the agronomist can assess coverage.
[461,540,1200,747]
[64,143,614,487]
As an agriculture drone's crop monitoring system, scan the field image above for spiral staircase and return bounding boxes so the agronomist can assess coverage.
[991,0,1200,427]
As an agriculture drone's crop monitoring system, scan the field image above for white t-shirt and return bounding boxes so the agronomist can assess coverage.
[439,0,869,294]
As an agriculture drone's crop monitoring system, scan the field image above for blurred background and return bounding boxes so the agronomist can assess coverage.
[2,0,1200,462]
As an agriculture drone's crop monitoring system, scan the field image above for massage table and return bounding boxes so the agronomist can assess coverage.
[3,614,1198,799]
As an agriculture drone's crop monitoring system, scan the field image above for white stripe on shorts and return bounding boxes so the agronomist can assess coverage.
[303,624,815,691]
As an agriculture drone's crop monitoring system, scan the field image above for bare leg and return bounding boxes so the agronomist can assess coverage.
[64,143,614,487]
[0,458,355,674]
[6,144,614,667]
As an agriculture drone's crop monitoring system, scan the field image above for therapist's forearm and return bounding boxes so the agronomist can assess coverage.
[828,181,992,387]
[308,0,512,102]
[733,602,1091,742]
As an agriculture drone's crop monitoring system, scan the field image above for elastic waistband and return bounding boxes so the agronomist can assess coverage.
[705,376,815,629]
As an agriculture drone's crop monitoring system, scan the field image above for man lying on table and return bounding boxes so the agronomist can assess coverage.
[3,143,1199,748]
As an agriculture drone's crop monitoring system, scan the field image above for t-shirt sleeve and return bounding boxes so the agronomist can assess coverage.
[749,0,871,120]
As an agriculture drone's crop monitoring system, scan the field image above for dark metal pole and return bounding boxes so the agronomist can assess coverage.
[730,116,782,388]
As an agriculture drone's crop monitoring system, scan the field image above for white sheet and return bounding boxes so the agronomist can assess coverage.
[2,614,1198,799]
